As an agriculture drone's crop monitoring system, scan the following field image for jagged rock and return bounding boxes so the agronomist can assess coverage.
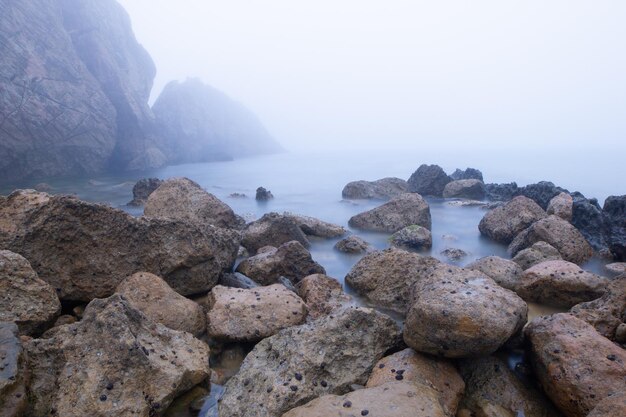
[586,391,626,417]
[605,195,626,261]
[284,213,346,238]
[144,177,244,229]
[509,215,594,264]
[218,272,259,289]
[115,272,206,336]
[345,249,440,314]
[466,256,523,292]
[217,307,401,417]
[440,247,468,261]
[334,236,373,254]
[571,194,609,252]
[242,212,309,254]
[517,260,608,308]
[206,284,306,342]
[525,313,626,417]
[389,225,432,250]
[236,241,325,285]
[450,167,484,181]
[341,177,408,200]
[511,241,562,270]
[546,192,573,221]
[515,181,567,210]
[0,323,28,417]
[127,178,163,206]
[407,164,452,197]
[0,250,61,336]
[348,193,431,233]
[255,187,274,201]
[443,179,486,200]
[485,182,519,202]
[25,294,210,417]
[0,190,239,301]
[281,382,447,417]
[297,274,350,319]
[478,196,547,244]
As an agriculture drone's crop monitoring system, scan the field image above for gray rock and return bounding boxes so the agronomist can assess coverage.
[389,225,432,250]
[284,213,346,238]
[450,167,484,181]
[515,181,568,210]
[334,236,373,254]
[443,179,486,200]
[511,241,562,270]
[0,322,27,416]
[478,196,547,244]
[407,164,452,197]
[571,194,609,252]
[218,272,259,289]
[440,247,468,261]
[255,187,274,201]
[466,256,523,292]
[485,182,519,202]
[604,195,626,261]
[605,262,626,276]
[242,212,309,254]
[127,178,163,206]
[348,193,431,233]
[342,177,408,200]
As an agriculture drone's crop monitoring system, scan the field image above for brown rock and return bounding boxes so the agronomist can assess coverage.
[0,323,28,417]
[443,179,486,200]
[348,193,432,233]
[466,256,523,292]
[605,262,626,276]
[511,241,562,270]
[478,196,547,244]
[297,274,350,319]
[284,213,346,238]
[342,177,409,200]
[242,212,310,254]
[389,225,433,250]
[546,192,573,221]
[334,236,373,254]
[586,390,626,417]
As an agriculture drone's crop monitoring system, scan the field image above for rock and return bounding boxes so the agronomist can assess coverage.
[450,167,484,181]
[0,323,28,417]
[127,178,163,206]
[334,236,373,254]
[0,250,61,336]
[407,164,452,197]
[605,262,626,276]
[217,307,401,417]
[115,272,206,336]
[345,249,440,314]
[605,195,626,261]
[256,187,274,201]
[389,225,432,250]
[242,212,309,254]
[546,192,573,221]
[517,260,608,308]
[281,382,447,417]
[511,241,562,270]
[570,275,626,340]
[53,315,77,327]
[525,313,626,417]
[458,356,562,417]
[570,194,609,253]
[218,272,259,289]
[277,276,298,292]
[515,181,567,210]
[366,348,465,415]
[206,284,306,342]
[297,274,350,319]
[485,182,519,202]
[404,266,528,358]
[478,196,547,244]
[236,241,326,285]
[229,192,247,198]
[284,213,346,238]
[587,391,626,417]
[33,183,52,192]
[144,177,244,230]
[440,247,468,261]
[25,294,210,417]
[0,190,240,301]
[348,193,431,233]
[617,324,626,343]
[443,179,486,200]
[508,215,594,264]
[341,177,408,200]
[466,256,523,292]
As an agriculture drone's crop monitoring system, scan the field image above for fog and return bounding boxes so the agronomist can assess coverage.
[118,0,626,152]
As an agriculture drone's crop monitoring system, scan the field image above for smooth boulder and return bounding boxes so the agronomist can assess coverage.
[348,193,431,233]
[242,212,309,254]
[571,275,626,340]
[334,236,373,254]
[389,225,432,250]
[341,177,408,200]
[407,164,452,197]
[284,213,346,238]
[443,179,486,200]
[546,192,573,221]
[478,196,547,244]
[511,241,562,270]
[466,256,523,292]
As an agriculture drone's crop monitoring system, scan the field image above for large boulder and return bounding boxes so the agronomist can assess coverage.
[546,192,573,221]
[443,179,486,200]
[389,225,432,250]
[485,182,519,202]
[0,190,240,301]
[236,241,326,285]
[605,195,626,261]
[0,323,28,417]
[517,260,608,308]
[284,213,346,238]
[348,193,431,233]
[206,284,307,342]
[511,241,562,270]
[515,181,567,210]
[242,212,310,254]
[0,250,61,336]
[509,215,594,264]
[217,307,401,417]
[450,167,484,181]
[334,236,373,254]
[478,196,547,244]
[407,164,452,197]
[466,256,523,292]
[127,178,163,206]
[297,274,350,319]
[525,313,626,417]
[115,272,206,336]
[345,249,440,314]
[342,177,408,200]
[24,294,210,417]
[144,177,243,229]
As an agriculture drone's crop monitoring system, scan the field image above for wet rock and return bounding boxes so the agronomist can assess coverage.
[25,294,210,417]
[571,194,609,252]
[0,323,28,417]
[605,262,626,276]
[509,215,594,264]
[256,187,274,201]
[485,182,519,202]
[515,181,567,210]
[0,250,61,336]
[511,241,562,270]
[218,272,259,289]
[242,212,310,254]
[115,272,206,336]
[389,225,432,250]
[334,236,373,254]
[366,348,465,415]
[466,256,523,292]
[0,190,240,301]
[218,307,401,417]
[604,195,626,261]
[284,213,346,238]
[517,260,608,308]
[144,177,244,230]
[525,313,626,417]
[342,177,408,200]
[297,274,350,319]
[407,164,452,197]
[404,266,528,358]
[206,284,306,342]
[546,192,573,221]
[450,167,484,181]
[440,248,468,261]
[348,193,431,233]
[127,178,163,206]
[236,241,326,285]
[443,179,486,200]
[345,249,440,314]
[478,196,547,244]
[281,382,447,417]
[587,391,626,417]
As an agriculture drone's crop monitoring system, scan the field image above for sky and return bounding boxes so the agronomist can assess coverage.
[118,0,626,152]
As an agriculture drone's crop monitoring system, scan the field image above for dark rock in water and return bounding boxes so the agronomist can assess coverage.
[228,192,247,198]
[334,236,373,254]
[440,247,468,261]
[450,167,484,181]
[127,178,162,206]
[443,179,486,200]
[342,177,408,200]
[0,322,28,416]
[389,225,432,250]
[242,212,309,254]
[219,272,259,289]
[571,193,609,252]
[407,164,452,197]
[515,181,568,210]
[604,195,626,261]
[348,193,432,233]
[255,186,274,201]
[284,213,346,238]
[485,182,519,201]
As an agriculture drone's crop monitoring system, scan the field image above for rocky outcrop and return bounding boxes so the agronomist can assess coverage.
[515,181,567,210]
[478,196,547,244]
[443,179,486,200]
[546,192,573,221]
[341,177,408,200]
[0,323,28,417]
[256,187,274,201]
[284,213,346,238]
[485,182,519,201]
[127,178,162,206]
[389,225,432,250]
[0,250,61,335]
[511,241,562,270]
[466,256,523,292]
[348,193,431,233]
[334,236,373,254]
[0,190,240,301]
[440,247,468,262]
[605,195,626,261]
[25,294,210,417]
[242,212,310,254]
[571,194,609,252]
[217,307,401,417]
[407,164,452,197]
[450,167,483,181]
[297,274,349,319]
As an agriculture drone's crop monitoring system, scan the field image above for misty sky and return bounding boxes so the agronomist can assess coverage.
[118,0,626,151]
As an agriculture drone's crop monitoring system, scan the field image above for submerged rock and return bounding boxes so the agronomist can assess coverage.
[389,225,432,250]
[334,236,373,254]
[341,177,408,200]
[546,192,573,221]
[478,196,547,244]
[297,274,350,319]
[440,247,468,261]
[443,179,486,200]
[256,187,274,201]
[450,167,484,181]
[407,164,452,197]
[466,256,523,292]
[242,212,309,254]
[0,323,28,417]
[511,241,562,270]
[348,193,431,233]
[127,178,163,206]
